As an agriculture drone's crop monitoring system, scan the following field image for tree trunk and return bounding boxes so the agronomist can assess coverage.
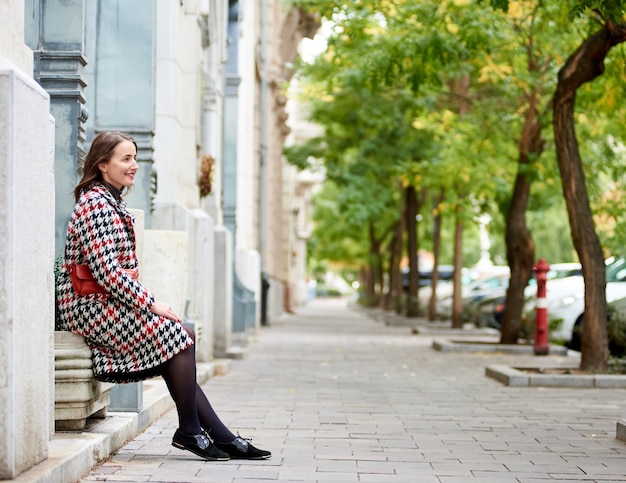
[448,75,470,328]
[383,229,396,311]
[405,185,419,317]
[368,222,383,306]
[363,264,375,306]
[451,200,464,328]
[384,219,403,311]
[375,237,384,300]
[393,212,405,313]
[553,23,626,370]
[428,190,444,321]
[500,92,543,344]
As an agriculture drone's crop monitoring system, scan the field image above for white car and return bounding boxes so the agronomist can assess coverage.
[432,266,510,314]
[545,257,626,349]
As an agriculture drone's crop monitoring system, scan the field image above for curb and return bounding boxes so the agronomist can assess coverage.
[432,338,568,355]
[486,364,626,388]
[14,361,231,483]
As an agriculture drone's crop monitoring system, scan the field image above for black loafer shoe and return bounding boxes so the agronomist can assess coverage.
[215,435,271,460]
[172,429,230,461]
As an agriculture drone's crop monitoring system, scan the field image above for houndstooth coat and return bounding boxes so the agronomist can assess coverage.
[56,184,193,382]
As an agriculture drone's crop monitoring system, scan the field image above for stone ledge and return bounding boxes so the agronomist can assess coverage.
[486,364,626,388]
[432,338,568,355]
[215,345,247,360]
[13,361,229,483]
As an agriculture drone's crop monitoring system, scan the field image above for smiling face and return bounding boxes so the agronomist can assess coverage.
[99,140,138,189]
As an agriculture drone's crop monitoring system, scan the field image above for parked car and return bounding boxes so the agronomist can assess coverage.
[416,267,478,311]
[401,265,455,291]
[471,262,583,329]
[436,266,510,317]
[549,256,626,350]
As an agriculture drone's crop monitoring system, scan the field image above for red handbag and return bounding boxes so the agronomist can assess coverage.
[68,264,138,295]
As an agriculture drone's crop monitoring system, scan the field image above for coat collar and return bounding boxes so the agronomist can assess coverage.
[89,184,129,214]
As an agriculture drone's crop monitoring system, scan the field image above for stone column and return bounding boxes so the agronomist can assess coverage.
[222,0,240,245]
[223,0,256,337]
[214,227,234,357]
[185,209,216,362]
[0,56,55,478]
[25,0,88,257]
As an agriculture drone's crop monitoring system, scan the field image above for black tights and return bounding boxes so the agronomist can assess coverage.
[160,326,235,442]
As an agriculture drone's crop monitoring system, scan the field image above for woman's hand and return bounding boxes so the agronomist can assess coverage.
[150,301,182,322]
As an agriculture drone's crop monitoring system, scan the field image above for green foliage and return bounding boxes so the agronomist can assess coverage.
[307,181,376,268]
[54,255,63,330]
[54,255,63,280]
[287,0,626,286]
[314,285,344,297]
[568,0,626,22]
[284,138,326,171]
[477,0,509,11]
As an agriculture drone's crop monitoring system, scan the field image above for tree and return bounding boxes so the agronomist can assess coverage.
[553,3,626,370]
[494,2,561,343]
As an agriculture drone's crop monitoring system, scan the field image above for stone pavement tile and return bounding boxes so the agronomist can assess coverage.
[409,468,474,478]
[547,477,626,482]
[386,460,433,474]
[494,474,555,481]
[83,479,150,483]
[472,432,537,444]
[83,474,146,482]
[276,467,331,481]
[431,461,510,473]
[505,462,587,475]
[359,475,438,483]
[519,480,624,483]
[439,477,520,482]
[574,463,626,477]
[379,437,421,450]
[379,450,427,463]
[197,464,279,481]
[565,455,626,467]
[355,460,399,474]
[316,459,357,472]
[310,471,360,481]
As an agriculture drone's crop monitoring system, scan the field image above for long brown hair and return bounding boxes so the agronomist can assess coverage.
[74,131,137,202]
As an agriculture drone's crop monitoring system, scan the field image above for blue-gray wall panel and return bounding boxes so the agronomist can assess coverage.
[95,0,155,128]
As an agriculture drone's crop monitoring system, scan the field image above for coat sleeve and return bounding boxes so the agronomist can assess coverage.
[71,195,156,313]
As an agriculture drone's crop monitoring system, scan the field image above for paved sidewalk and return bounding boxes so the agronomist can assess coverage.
[81,299,626,482]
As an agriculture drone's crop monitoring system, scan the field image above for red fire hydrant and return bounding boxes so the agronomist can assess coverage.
[533,258,550,355]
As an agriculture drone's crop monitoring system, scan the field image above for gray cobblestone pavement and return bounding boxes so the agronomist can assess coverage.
[80,298,626,482]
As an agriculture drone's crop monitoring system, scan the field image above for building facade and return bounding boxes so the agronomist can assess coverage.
[0,0,317,478]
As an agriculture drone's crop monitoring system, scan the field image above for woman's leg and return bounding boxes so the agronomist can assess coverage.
[160,342,202,435]
[163,326,229,460]
[166,326,270,460]
[160,325,233,438]
[195,384,236,442]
